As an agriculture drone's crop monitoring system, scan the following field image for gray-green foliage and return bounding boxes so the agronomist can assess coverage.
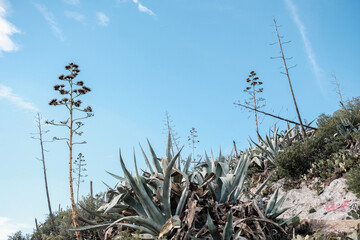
[346,165,360,199]
[31,193,104,240]
[275,97,360,179]
[7,231,31,240]
[197,149,251,203]
[76,133,293,239]
[249,124,303,169]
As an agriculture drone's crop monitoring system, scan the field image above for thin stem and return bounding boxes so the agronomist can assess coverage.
[36,113,57,234]
[165,112,175,157]
[273,18,306,136]
[235,102,317,130]
[76,159,81,206]
[252,84,260,143]
[332,73,346,109]
[69,76,81,240]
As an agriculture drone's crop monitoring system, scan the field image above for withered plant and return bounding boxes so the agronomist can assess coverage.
[73,153,88,206]
[47,62,93,240]
[242,70,265,142]
[31,113,57,234]
[163,111,181,157]
[272,18,306,136]
[188,127,200,167]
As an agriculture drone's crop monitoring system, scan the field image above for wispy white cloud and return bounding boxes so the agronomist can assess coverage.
[34,3,65,41]
[0,217,32,239]
[97,12,109,26]
[65,11,85,22]
[63,0,80,5]
[0,0,20,54]
[0,84,39,112]
[285,0,324,90]
[138,3,155,16]
[118,0,156,16]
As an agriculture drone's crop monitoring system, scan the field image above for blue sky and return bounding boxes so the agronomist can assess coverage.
[0,0,359,237]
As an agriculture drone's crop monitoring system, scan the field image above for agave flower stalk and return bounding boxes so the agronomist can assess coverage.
[273,18,306,136]
[31,113,57,234]
[73,153,88,206]
[188,127,200,167]
[242,70,265,143]
[47,63,93,240]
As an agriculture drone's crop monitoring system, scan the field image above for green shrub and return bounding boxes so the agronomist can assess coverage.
[346,165,360,198]
[307,150,360,181]
[32,193,104,240]
[274,97,360,179]
[274,141,311,178]
[7,231,31,240]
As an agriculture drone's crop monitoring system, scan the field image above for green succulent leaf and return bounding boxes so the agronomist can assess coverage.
[147,139,163,174]
[175,169,190,216]
[253,173,274,198]
[69,223,110,231]
[222,211,233,240]
[163,146,183,220]
[265,188,279,216]
[139,143,154,175]
[106,171,125,181]
[207,213,221,240]
[183,155,192,175]
[119,149,165,225]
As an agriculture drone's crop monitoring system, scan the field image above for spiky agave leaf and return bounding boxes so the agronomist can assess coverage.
[108,215,162,234]
[162,146,183,220]
[231,152,251,201]
[207,213,221,240]
[251,173,274,199]
[183,155,192,175]
[118,150,166,225]
[265,188,279,216]
[147,139,163,174]
[222,211,233,240]
[139,143,154,175]
[174,169,190,216]
[106,171,126,181]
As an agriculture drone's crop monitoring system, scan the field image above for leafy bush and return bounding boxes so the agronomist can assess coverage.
[31,193,104,240]
[307,150,360,181]
[274,140,313,179]
[346,165,360,198]
[274,98,360,179]
[7,231,31,240]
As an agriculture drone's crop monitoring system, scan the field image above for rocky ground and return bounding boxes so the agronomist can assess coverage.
[268,177,360,235]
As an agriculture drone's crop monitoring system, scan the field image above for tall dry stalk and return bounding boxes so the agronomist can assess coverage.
[273,18,306,136]
[240,70,265,142]
[188,127,199,167]
[73,153,87,206]
[31,113,57,234]
[332,72,346,109]
[47,62,93,240]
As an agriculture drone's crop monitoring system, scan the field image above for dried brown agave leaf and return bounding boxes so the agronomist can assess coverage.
[186,198,198,229]
[254,221,265,239]
[233,217,286,234]
[252,201,266,219]
[158,216,181,238]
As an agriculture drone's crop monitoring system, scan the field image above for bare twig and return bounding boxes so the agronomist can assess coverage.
[273,18,306,136]
[332,72,346,110]
[33,113,57,234]
[235,102,317,130]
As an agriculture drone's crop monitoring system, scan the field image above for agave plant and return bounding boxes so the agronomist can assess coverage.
[73,133,293,239]
[193,149,251,204]
[335,117,359,136]
[249,124,304,169]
